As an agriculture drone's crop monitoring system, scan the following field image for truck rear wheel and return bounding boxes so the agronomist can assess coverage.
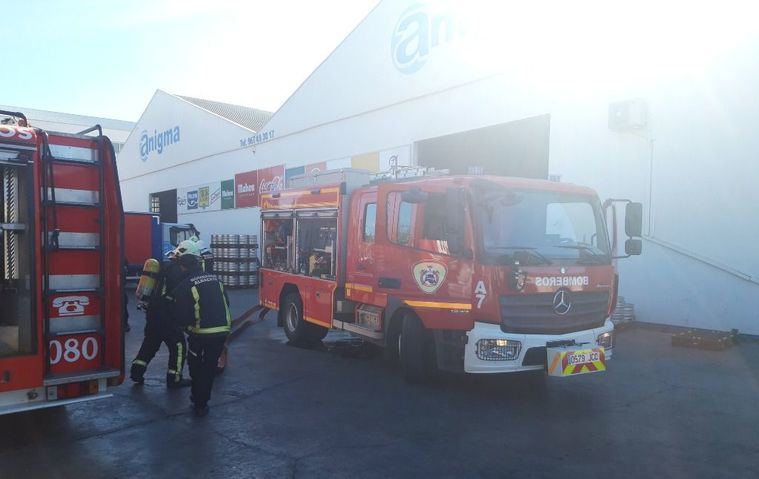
[281,292,328,346]
[400,313,434,383]
[282,292,310,346]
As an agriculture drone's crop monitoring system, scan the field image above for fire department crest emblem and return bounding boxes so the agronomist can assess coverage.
[412,261,447,294]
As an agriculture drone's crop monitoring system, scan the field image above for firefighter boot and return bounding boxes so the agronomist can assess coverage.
[130,362,147,384]
[166,374,191,389]
[193,404,209,417]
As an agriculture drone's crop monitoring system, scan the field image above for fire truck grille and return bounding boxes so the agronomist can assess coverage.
[500,291,609,335]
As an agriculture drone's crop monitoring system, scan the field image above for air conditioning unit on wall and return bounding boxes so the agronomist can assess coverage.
[608,99,648,131]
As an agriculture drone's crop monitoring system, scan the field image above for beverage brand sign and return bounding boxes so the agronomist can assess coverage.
[305,161,327,176]
[186,190,199,210]
[177,181,222,215]
[285,166,305,184]
[221,179,235,210]
[234,170,259,208]
[258,164,285,199]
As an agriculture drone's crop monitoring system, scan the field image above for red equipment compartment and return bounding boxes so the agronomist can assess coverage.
[302,277,335,328]
[259,269,285,311]
[260,183,343,328]
[0,356,44,393]
[260,271,336,328]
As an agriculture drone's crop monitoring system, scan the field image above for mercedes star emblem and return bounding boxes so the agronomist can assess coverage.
[553,289,572,315]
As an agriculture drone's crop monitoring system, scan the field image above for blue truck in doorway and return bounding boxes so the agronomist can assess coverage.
[124,212,199,278]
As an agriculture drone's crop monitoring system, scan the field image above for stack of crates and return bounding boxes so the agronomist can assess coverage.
[210,234,260,289]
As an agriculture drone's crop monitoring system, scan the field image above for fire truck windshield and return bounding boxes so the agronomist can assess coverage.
[476,188,611,265]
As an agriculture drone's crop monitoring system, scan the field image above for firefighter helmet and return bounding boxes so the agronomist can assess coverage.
[169,238,202,258]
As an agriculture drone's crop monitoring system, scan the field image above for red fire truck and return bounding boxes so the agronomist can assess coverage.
[259,168,642,381]
[0,110,124,414]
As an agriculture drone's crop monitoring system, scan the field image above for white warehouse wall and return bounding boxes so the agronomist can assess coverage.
[117,90,265,245]
[118,90,258,212]
[248,0,759,333]
[117,0,759,333]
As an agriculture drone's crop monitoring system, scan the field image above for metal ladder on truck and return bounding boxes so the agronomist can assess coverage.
[40,126,120,395]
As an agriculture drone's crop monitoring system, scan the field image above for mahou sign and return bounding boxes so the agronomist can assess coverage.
[258,164,285,201]
[234,170,258,208]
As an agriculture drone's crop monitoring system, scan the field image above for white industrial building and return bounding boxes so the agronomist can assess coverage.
[118,90,272,231]
[0,104,134,154]
[117,0,759,334]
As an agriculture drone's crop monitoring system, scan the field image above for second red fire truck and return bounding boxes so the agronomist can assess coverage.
[0,110,125,414]
[259,168,642,381]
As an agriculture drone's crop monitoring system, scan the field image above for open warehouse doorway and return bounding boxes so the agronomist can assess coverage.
[416,114,550,178]
[149,189,178,223]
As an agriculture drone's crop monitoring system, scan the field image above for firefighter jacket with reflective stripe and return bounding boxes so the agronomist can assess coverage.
[172,269,231,336]
[146,261,188,324]
[159,261,187,300]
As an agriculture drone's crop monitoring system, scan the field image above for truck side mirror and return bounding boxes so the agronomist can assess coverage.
[625,238,642,256]
[445,188,467,256]
[625,202,643,237]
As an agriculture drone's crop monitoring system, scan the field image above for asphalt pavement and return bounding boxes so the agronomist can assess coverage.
[0,289,758,478]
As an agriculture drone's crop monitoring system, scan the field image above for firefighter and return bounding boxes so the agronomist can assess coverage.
[171,247,231,417]
[129,241,199,388]
[197,239,214,273]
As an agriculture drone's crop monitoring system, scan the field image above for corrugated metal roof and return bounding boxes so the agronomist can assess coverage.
[0,104,134,131]
[177,95,272,132]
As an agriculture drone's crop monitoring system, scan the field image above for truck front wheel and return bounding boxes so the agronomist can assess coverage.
[400,313,434,383]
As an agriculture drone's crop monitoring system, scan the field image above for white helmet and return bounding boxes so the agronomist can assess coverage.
[168,237,202,258]
[195,239,211,256]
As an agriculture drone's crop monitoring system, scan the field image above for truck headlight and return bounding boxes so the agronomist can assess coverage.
[597,332,613,349]
[476,339,521,361]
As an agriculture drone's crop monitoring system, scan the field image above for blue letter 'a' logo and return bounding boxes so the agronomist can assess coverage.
[391,3,456,75]
[392,4,430,74]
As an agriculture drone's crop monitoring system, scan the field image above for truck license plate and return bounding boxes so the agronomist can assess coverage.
[567,350,601,365]
[546,346,606,377]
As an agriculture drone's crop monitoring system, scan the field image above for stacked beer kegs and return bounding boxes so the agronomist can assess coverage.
[611,296,636,327]
[210,234,259,288]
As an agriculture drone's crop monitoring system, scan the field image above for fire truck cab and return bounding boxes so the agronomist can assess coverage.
[0,110,124,414]
[259,168,642,380]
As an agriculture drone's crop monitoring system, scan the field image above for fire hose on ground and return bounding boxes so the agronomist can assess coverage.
[216,305,270,373]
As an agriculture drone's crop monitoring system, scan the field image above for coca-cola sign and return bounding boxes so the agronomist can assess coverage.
[260,176,284,193]
[258,165,285,200]
[234,170,258,208]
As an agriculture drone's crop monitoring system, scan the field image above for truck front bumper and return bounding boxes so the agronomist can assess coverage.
[463,319,614,374]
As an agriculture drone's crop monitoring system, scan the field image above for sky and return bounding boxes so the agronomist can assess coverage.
[2,0,379,121]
